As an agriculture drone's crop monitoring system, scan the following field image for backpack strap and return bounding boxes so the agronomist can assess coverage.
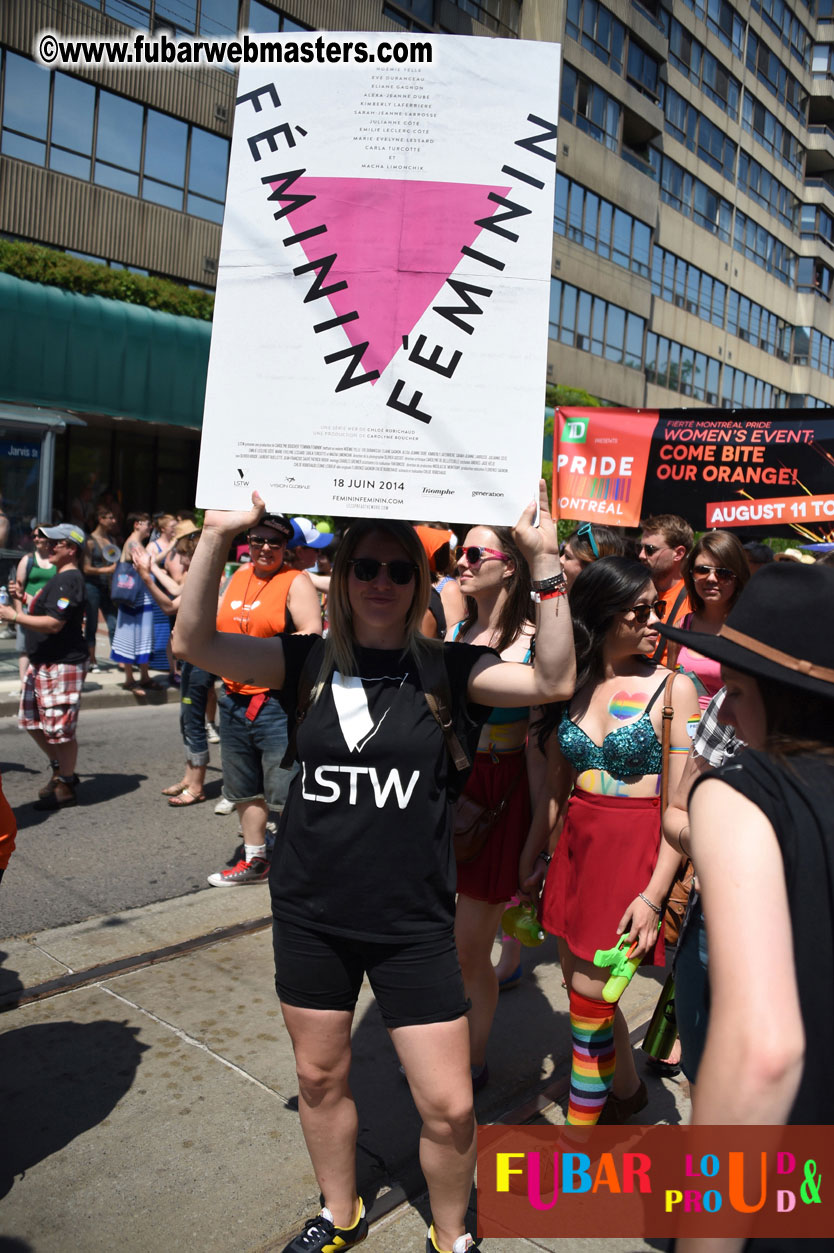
[414,645,471,772]
[279,636,326,770]
[279,638,471,774]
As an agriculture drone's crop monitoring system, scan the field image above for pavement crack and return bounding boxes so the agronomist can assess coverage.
[99,984,291,1102]
[30,942,75,974]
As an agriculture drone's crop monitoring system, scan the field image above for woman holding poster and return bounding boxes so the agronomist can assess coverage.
[532,557,698,1126]
[174,486,575,1253]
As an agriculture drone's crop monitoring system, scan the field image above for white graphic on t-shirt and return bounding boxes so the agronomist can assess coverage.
[230,599,261,610]
[331,669,407,753]
[301,762,420,808]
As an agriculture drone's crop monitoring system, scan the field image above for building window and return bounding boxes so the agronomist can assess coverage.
[87,0,241,36]
[660,85,736,178]
[626,41,661,99]
[733,211,797,284]
[796,256,834,299]
[0,51,229,223]
[381,0,435,29]
[554,174,652,277]
[651,245,727,328]
[737,151,799,230]
[751,0,810,68]
[247,1,311,31]
[565,0,626,74]
[801,204,834,247]
[741,91,804,177]
[549,277,645,368]
[649,149,733,242]
[678,0,745,58]
[721,366,786,409]
[665,16,740,119]
[644,331,721,403]
[746,30,807,122]
[560,65,620,152]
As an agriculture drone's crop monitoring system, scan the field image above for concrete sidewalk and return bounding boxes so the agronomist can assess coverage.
[0,888,689,1252]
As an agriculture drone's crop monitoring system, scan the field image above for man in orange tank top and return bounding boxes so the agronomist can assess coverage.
[208,513,323,887]
[638,513,693,666]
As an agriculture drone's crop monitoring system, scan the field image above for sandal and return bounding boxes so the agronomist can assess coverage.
[168,788,206,807]
[34,783,78,811]
[161,783,187,797]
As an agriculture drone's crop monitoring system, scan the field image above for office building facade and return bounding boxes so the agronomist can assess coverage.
[0,0,832,541]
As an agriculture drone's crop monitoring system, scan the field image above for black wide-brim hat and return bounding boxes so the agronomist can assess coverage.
[659,562,834,700]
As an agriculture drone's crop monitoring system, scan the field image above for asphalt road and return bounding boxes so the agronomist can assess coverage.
[0,703,259,939]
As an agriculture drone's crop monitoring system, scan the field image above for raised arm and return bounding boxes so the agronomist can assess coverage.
[133,548,179,616]
[173,493,286,689]
[467,480,576,707]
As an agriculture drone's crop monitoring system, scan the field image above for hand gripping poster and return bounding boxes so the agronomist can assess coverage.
[197,34,560,522]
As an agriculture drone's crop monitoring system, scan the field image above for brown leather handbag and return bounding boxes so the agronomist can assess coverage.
[453,760,525,864]
[659,672,695,946]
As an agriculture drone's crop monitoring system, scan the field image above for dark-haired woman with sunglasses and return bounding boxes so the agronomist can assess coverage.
[175,487,575,1253]
[450,524,537,1085]
[669,531,750,711]
[530,557,699,1126]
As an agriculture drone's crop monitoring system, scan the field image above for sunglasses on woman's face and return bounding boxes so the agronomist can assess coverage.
[692,564,736,583]
[247,533,286,549]
[624,599,666,625]
[348,557,416,585]
[454,545,510,566]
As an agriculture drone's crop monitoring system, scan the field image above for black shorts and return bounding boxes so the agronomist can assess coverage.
[272,919,469,1029]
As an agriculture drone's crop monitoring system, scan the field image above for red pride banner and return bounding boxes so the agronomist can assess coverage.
[554,407,834,538]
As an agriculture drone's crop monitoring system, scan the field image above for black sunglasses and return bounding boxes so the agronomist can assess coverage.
[247,533,287,548]
[692,564,736,583]
[348,558,416,585]
[624,599,666,624]
[640,543,665,556]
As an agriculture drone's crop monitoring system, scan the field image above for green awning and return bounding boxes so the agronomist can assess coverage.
[0,272,211,429]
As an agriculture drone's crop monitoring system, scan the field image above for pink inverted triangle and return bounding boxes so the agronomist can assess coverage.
[271,177,511,380]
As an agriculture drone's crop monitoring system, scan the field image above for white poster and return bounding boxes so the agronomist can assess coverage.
[197,33,560,522]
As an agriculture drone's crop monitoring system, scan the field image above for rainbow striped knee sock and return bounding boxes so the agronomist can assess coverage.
[566,989,616,1126]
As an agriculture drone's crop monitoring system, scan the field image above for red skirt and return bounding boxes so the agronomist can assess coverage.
[456,749,530,904]
[540,789,665,967]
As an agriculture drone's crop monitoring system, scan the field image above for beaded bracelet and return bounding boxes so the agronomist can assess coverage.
[638,891,662,915]
[536,851,552,865]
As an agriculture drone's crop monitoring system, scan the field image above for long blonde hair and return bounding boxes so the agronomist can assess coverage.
[313,519,437,700]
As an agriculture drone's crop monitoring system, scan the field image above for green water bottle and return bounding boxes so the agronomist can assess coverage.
[641,972,678,1059]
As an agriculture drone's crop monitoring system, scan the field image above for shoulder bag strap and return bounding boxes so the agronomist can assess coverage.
[416,646,471,772]
[660,672,676,813]
[279,636,326,770]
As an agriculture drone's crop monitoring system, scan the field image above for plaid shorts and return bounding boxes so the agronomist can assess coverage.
[19,662,86,743]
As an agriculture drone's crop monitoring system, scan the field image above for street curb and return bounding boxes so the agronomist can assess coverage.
[0,681,179,719]
[0,913,272,1011]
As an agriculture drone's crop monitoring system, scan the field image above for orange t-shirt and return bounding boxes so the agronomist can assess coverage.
[216,565,301,695]
[652,576,692,666]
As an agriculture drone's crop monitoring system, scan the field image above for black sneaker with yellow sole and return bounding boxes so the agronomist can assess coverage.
[281,1201,368,1252]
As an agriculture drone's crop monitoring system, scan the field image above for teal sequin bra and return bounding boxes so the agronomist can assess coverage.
[558,681,666,781]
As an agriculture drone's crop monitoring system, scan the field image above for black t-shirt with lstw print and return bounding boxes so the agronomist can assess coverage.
[271,634,495,942]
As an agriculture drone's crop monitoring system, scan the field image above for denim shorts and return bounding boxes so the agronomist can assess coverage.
[217,690,296,807]
[273,919,469,1028]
